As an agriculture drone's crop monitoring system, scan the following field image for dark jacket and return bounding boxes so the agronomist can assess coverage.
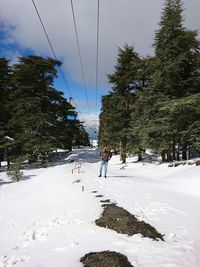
[100,150,112,161]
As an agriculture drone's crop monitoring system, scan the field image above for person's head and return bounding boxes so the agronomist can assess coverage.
[103,146,110,152]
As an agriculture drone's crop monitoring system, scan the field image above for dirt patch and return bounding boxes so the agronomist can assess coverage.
[95,204,164,241]
[100,199,111,203]
[72,179,81,183]
[195,160,200,166]
[80,251,134,267]
[96,194,104,198]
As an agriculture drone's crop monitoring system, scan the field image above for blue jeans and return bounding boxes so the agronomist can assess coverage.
[99,160,108,177]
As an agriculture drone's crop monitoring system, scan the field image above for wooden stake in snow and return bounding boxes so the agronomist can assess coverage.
[72,162,82,174]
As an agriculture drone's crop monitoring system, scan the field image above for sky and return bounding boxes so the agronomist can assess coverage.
[0,148,200,266]
[0,0,200,131]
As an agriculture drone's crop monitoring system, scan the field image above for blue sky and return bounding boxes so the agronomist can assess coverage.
[0,0,200,131]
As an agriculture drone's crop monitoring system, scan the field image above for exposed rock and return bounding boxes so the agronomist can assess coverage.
[100,199,111,203]
[80,251,134,267]
[95,204,164,241]
[195,160,200,166]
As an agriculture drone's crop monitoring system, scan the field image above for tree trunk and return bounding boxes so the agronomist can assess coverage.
[161,150,166,162]
[167,149,172,162]
[182,143,187,160]
[172,140,176,161]
[182,150,187,160]
[188,145,191,160]
[137,152,142,162]
[120,138,126,164]
[120,141,122,161]
[176,144,180,161]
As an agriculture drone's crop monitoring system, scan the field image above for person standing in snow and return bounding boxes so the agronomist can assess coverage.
[99,147,112,178]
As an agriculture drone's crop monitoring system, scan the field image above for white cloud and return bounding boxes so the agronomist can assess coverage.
[0,0,200,105]
[78,112,99,131]
[72,99,96,111]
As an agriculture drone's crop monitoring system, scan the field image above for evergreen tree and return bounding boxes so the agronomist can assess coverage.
[8,56,73,162]
[0,58,11,166]
[100,45,141,163]
[144,0,200,161]
[99,94,118,149]
[153,0,200,98]
[73,121,90,148]
[128,56,155,161]
[99,0,200,163]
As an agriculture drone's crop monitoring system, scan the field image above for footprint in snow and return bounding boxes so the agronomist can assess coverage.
[0,254,30,266]
[53,247,68,252]
[22,211,85,247]
[53,242,79,252]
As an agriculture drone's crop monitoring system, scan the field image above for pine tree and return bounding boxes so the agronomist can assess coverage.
[145,0,200,161]
[128,56,155,160]
[0,58,12,166]
[154,0,200,98]
[73,121,90,148]
[8,56,72,162]
[100,45,141,163]
[99,94,118,149]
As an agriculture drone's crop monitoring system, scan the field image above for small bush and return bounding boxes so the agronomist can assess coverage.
[195,160,200,166]
[80,251,134,267]
[7,159,23,182]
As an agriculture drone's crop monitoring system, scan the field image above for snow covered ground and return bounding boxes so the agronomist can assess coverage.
[0,148,200,267]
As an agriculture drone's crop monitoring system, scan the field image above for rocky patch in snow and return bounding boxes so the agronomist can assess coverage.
[80,251,134,267]
[95,204,164,241]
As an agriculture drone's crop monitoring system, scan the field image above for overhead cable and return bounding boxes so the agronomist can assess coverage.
[70,0,90,114]
[95,0,100,115]
[31,0,80,113]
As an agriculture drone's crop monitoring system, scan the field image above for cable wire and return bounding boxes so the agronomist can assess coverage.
[94,0,100,139]
[95,0,100,115]
[31,0,80,113]
[70,0,90,114]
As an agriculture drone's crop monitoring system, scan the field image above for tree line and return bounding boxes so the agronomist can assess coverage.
[99,0,200,163]
[0,55,89,166]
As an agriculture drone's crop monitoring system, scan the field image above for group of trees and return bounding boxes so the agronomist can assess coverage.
[99,0,200,163]
[0,55,89,166]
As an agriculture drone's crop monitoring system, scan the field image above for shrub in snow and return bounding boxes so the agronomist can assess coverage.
[195,160,200,166]
[7,159,23,182]
[80,251,134,267]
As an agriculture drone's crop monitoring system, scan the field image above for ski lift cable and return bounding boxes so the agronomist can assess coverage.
[69,0,90,114]
[31,0,81,114]
[95,0,100,116]
[93,0,100,139]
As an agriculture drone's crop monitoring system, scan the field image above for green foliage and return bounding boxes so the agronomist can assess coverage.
[73,122,90,147]
[153,0,200,98]
[0,55,89,164]
[146,0,200,160]
[99,0,200,162]
[0,58,11,162]
[99,44,153,162]
[7,158,23,182]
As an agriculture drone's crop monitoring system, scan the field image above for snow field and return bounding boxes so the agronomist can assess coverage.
[0,148,200,267]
